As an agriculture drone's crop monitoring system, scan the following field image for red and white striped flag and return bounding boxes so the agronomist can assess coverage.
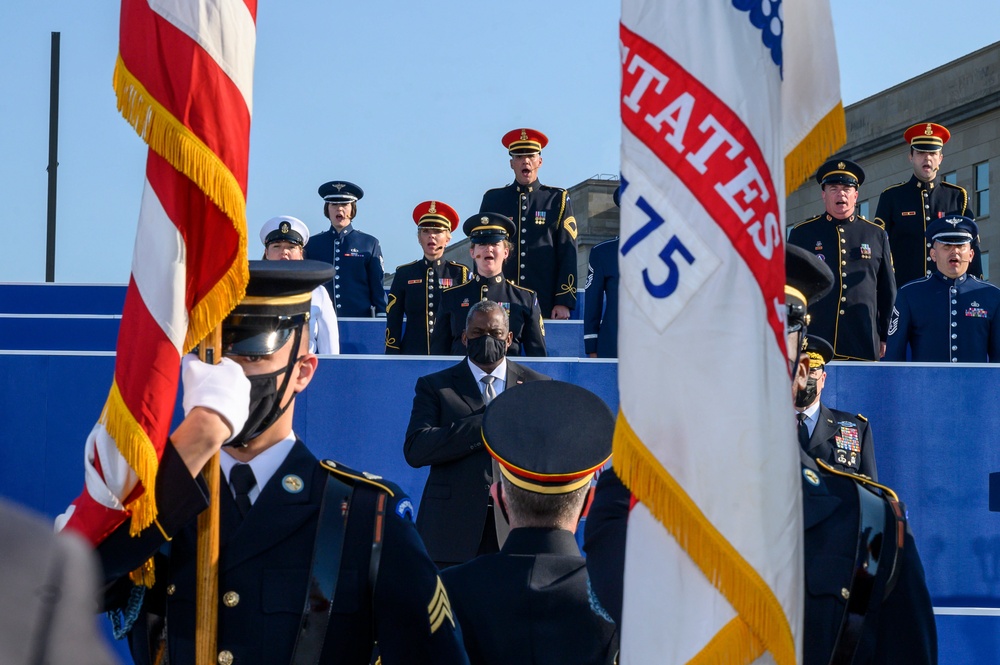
[614,1,844,663]
[58,0,255,559]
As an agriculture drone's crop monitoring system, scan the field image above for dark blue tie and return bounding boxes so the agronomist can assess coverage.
[230,463,256,519]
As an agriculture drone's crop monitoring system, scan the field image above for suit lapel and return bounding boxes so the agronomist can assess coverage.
[221,440,321,572]
[453,360,485,411]
[505,360,527,388]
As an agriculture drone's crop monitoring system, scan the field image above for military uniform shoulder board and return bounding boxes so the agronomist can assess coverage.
[320,459,396,497]
[881,181,907,192]
[855,413,868,422]
[395,259,420,270]
[320,460,415,521]
[442,281,466,293]
[508,281,536,295]
[792,214,823,229]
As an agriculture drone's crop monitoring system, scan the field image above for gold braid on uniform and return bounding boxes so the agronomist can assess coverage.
[556,273,576,297]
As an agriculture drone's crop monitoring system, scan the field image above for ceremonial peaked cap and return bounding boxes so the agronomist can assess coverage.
[259,215,309,247]
[463,212,516,245]
[815,159,865,188]
[926,215,978,244]
[482,381,614,494]
[412,200,460,232]
[502,127,548,156]
[804,336,834,369]
[318,180,364,204]
[904,122,950,152]
[222,260,333,357]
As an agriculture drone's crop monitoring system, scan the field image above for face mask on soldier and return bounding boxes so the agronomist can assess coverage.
[794,375,818,409]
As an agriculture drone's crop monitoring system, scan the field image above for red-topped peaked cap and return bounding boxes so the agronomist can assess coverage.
[502,127,549,156]
[903,122,951,152]
[412,200,460,232]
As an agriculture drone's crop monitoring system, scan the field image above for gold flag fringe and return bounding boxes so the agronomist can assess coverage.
[108,53,249,589]
[613,411,795,665]
[689,617,763,665]
[103,380,160,539]
[112,54,249,353]
[784,102,846,195]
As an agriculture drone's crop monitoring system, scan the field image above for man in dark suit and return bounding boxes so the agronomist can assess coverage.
[479,128,578,319]
[307,180,388,317]
[874,122,981,286]
[584,247,935,663]
[441,381,618,665]
[385,200,469,354]
[405,299,549,567]
[795,335,878,479]
[93,261,468,665]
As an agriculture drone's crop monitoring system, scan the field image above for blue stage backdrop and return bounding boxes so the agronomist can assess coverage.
[0,351,997,662]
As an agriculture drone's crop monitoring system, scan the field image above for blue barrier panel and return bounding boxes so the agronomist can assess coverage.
[0,283,126,314]
[2,353,997,658]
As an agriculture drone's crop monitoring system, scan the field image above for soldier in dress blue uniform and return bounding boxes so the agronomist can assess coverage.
[385,201,469,354]
[98,261,469,665]
[886,215,1000,363]
[584,246,936,664]
[874,122,982,286]
[787,159,897,361]
[583,186,621,358]
[441,381,618,665]
[306,180,388,317]
[431,213,546,357]
[479,128,578,319]
[795,335,878,479]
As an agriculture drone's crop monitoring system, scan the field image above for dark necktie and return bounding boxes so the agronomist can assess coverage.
[796,412,810,449]
[230,463,257,519]
[481,375,497,405]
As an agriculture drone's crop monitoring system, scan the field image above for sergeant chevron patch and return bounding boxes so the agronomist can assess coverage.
[428,576,455,633]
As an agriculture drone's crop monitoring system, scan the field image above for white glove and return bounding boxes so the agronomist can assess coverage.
[181,354,250,443]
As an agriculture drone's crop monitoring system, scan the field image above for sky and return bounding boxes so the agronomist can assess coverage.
[3,1,1000,284]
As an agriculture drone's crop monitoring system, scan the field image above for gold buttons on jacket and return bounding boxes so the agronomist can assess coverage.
[218,650,234,665]
[166,584,176,596]
[222,591,240,607]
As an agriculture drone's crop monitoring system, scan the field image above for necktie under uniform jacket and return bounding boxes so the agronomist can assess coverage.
[479,181,579,316]
[403,359,550,565]
[385,257,469,354]
[98,440,469,665]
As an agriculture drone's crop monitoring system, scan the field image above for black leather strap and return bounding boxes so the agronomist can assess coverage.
[289,473,352,665]
[829,481,895,664]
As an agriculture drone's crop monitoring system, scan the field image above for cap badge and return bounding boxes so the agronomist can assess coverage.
[333,182,346,191]
[282,474,304,493]
[945,217,961,227]
[480,216,489,224]
[279,221,290,234]
[520,129,528,141]
[925,124,934,135]
[428,201,437,214]
[837,162,845,170]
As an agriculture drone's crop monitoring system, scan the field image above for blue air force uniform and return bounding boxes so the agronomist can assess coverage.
[874,175,980,285]
[430,274,547,357]
[386,258,469,354]
[308,224,387,317]
[885,272,1000,362]
[480,181,579,316]
[583,237,620,358]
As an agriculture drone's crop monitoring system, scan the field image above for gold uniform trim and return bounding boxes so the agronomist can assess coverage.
[498,465,595,495]
[241,293,312,306]
[320,459,396,497]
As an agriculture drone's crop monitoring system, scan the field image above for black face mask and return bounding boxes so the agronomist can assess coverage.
[794,376,818,409]
[227,329,302,447]
[466,334,507,365]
